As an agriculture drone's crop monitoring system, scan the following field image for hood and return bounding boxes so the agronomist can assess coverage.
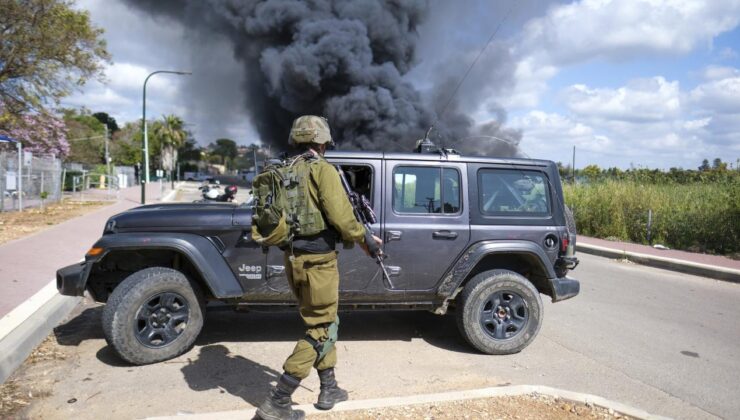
[110,203,246,230]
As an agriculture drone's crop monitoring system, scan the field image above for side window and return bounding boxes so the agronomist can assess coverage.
[338,164,373,208]
[478,169,550,216]
[393,166,461,214]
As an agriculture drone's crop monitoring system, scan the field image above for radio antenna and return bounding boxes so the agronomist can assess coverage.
[427,0,520,139]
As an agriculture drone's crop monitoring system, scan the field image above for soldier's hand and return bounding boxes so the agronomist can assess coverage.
[372,235,383,256]
[361,235,384,257]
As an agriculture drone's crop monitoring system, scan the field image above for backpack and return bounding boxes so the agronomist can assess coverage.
[251,153,328,247]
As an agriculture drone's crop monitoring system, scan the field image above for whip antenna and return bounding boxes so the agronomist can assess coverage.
[429,0,520,137]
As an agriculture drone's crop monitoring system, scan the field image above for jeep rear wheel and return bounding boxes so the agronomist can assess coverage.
[102,267,205,365]
[456,269,542,355]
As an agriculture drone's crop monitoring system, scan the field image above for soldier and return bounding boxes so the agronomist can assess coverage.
[256,116,383,420]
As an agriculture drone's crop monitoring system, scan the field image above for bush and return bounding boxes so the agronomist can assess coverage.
[564,178,740,255]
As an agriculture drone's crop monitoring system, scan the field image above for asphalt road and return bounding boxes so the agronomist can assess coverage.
[16,251,738,420]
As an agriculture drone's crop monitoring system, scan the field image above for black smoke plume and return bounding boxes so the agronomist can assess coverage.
[124,0,522,156]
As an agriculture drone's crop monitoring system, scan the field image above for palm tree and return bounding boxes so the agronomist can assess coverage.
[152,115,186,175]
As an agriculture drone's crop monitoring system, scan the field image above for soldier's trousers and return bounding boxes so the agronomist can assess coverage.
[282,251,339,379]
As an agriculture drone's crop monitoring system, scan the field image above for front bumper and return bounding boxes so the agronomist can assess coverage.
[550,276,580,302]
[56,262,91,297]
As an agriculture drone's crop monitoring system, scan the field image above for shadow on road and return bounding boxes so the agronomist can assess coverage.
[180,344,279,408]
[196,310,473,354]
[52,302,476,367]
[54,305,105,346]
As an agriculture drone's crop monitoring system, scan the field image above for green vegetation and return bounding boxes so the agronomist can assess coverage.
[0,0,109,117]
[563,164,739,256]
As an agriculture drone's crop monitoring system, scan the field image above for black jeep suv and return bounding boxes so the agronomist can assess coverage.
[57,150,579,365]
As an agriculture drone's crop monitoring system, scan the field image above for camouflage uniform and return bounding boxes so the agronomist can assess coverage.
[257,116,369,420]
[282,158,366,379]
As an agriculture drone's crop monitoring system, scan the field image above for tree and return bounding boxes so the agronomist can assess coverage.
[0,101,69,157]
[209,138,238,169]
[110,121,143,166]
[93,112,119,133]
[152,115,187,172]
[63,108,105,164]
[0,0,110,118]
[582,164,601,182]
[699,159,710,172]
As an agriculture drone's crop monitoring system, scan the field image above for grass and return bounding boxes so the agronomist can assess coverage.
[563,179,740,256]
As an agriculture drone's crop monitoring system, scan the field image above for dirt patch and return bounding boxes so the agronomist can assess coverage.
[310,394,632,419]
[0,200,109,245]
[0,336,68,419]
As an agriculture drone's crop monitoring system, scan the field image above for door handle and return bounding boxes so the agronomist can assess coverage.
[266,265,285,278]
[433,230,458,240]
[385,230,402,242]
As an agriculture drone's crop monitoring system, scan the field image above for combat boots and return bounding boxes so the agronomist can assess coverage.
[315,368,348,410]
[256,373,305,420]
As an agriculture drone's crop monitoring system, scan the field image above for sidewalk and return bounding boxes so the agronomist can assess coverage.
[577,236,740,282]
[0,182,173,319]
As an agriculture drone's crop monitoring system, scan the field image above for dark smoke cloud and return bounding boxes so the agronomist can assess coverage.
[124,0,522,156]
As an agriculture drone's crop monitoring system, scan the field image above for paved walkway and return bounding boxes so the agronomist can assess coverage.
[578,236,740,270]
[0,183,172,319]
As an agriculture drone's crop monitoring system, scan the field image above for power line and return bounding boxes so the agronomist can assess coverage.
[435,0,520,124]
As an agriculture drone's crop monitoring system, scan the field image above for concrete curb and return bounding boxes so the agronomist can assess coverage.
[0,186,181,385]
[144,385,670,420]
[0,280,81,383]
[577,242,740,283]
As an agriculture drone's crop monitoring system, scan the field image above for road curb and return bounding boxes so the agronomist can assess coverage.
[0,279,81,383]
[577,242,740,283]
[144,385,670,420]
[0,186,180,385]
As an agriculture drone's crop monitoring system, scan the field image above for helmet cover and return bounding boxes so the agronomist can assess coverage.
[289,115,333,145]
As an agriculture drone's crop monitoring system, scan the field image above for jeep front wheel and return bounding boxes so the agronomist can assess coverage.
[456,269,542,355]
[102,267,205,365]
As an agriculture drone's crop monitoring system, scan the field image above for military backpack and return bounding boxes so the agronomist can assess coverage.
[251,153,328,247]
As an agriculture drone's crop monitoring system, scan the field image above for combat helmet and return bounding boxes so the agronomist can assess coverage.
[289,115,333,145]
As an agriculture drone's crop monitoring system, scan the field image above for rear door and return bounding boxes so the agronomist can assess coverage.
[382,160,470,291]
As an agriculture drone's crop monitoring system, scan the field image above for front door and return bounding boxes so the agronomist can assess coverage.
[258,158,383,301]
[382,160,470,291]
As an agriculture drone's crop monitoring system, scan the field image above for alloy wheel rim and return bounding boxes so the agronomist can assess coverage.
[479,290,529,340]
[134,292,190,348]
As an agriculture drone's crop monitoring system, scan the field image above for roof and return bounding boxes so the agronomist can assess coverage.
[0,135,18,143]
[324,150,553,167]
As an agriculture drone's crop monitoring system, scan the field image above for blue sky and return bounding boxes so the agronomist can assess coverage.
[69,0,740,169]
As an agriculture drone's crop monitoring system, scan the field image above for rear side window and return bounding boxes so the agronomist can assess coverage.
[393,166,461,214]
[478,169,550,216]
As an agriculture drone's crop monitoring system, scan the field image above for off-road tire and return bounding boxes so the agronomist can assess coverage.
[456,269,543,355]
[102,267,205,365]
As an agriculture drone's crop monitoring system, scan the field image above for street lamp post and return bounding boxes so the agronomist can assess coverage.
[141,70,191,204]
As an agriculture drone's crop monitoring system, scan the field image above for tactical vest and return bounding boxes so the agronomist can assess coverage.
[251,153,328,247]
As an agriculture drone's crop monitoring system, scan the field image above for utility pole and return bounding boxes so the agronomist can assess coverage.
[253,145,258,177]
[571,145,576,184]
[104,125,110,184]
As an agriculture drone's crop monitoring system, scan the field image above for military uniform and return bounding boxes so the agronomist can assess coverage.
[256,116,374,420]
[282,157,365,379]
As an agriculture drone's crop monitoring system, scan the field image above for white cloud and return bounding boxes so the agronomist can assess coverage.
[512,110,611,154]
[518,0,740,65]
[505,0,740,112]
[513,69,740,168]
[562,77,681,122]
[689,75,740,114]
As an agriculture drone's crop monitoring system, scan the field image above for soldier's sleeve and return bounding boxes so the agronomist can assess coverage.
[313,162,367,243]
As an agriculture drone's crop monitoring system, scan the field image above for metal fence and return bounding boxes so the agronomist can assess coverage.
[1,150,63,212]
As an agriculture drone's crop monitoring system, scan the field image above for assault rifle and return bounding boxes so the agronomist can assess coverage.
[335,166,394,289]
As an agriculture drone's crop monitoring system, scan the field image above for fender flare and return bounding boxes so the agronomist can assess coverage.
[91,232,243,298]
[436,240,557,298]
